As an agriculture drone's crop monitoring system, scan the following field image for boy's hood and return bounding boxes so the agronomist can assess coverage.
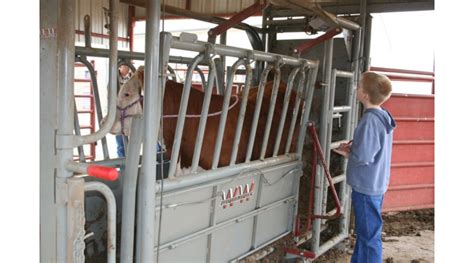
[366,108,396,133]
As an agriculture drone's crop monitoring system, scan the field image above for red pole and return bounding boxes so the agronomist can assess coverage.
[207,0,268,43]
[294,27,342,54]
[307,122,342,220]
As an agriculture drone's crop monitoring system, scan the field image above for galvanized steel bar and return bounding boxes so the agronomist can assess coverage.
[191,56,217,172]
[333,106,352,113]
[157,155,298,193]
[40,0,60,259]
[196,67,207,87]
[340,73,355,235]
[206,185,219,263]
[75,56,110,159]
[336,70,355,79]
[259,61,282,160]
[229,59,253,165]
[332,174,346,184]
[319,69,338,227]
[273,67,300,157]
[120,116,144,263]
[155,32,173,258]
[285,70,306,154]
[168,54,205,178]
[317,233,347,258]
[55,0,76,260]
[212,58,245,169]
[251,173,266,248]
[138,0,161,261]
[84,182,117,263]
[214,57,225,94]
[73,103,86,162]
[76,46,204,66]
[68,0,119,148]
[296,67,318,158]
[312,39,334,254]
[171,36,318,68]
[89,158,125,167]
[245,64,273,162]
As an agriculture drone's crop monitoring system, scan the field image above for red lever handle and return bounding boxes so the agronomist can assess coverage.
[87,165,119,181]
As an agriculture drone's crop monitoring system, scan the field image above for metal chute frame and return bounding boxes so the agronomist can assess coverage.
[134,31,320,262]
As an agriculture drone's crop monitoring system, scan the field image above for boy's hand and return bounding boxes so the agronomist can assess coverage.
[333,141,352,158]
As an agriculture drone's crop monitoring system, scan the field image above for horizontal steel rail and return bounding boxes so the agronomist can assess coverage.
[333,106,352,113]
[170,34,318,68]
[156,155,298,193]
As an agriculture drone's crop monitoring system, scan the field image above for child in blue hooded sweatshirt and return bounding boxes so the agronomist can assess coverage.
[334,71,396,263]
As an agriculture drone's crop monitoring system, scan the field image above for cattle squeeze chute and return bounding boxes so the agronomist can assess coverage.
[44,0,362,262]
[112,32,320,262]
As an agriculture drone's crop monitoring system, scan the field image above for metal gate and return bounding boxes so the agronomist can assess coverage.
[116,32,320,262]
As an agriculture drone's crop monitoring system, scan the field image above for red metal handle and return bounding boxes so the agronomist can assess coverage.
[307,122,342,220]
[87,165,119,181]
[283,247,316,259]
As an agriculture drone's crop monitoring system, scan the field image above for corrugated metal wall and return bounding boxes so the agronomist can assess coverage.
[189,0,255,14]
[75,0,129,49]
[134,0,257,18]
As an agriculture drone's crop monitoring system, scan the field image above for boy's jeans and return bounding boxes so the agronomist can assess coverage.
[351,190,384,263]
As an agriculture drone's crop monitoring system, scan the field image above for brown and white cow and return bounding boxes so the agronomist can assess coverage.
[110,66,302,170]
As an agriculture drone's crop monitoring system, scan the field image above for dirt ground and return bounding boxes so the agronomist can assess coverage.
[241,208,434,263]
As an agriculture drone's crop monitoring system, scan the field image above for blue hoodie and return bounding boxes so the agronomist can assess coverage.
[347,108,396,196]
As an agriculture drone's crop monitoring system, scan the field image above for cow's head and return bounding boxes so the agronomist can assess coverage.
[110,66,145,136]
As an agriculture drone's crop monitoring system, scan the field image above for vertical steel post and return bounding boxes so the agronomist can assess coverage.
[245,65,273,162]
[138,0,161,261]
[319,69,338,223]
[312,39,334,254]
[40,0,59,260]
[229,59,253,165]
[273,67,300,157]
[285,70,306,154]
[120,116,144,263]
[167,54,205,178]
[296,66,318,158]
[212,58,245,169]
[55,0,76,261]
[73,102,86,162]
[191,56,217,172]
[259,61,281,160]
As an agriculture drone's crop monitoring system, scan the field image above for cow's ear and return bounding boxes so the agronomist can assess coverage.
[136,66,145,84]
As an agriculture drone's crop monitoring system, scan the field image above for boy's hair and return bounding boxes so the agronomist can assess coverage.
[360,71,392,105]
